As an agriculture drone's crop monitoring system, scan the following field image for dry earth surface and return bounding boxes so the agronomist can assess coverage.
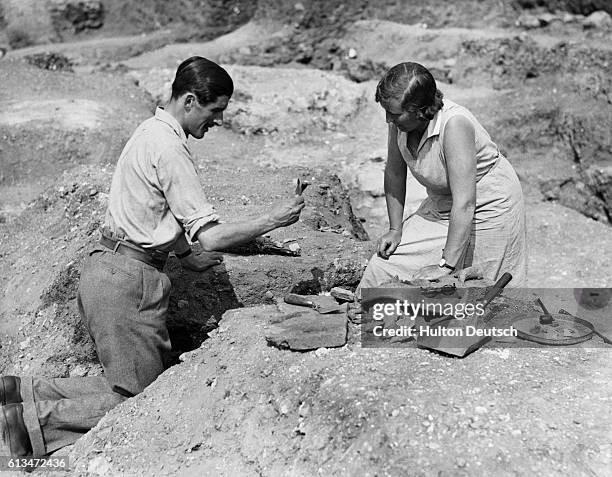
[0,1,611,476]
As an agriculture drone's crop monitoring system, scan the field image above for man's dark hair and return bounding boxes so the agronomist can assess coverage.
[375,62,443,121]
[171,56,234,105]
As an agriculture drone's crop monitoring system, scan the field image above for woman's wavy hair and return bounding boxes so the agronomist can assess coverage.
[375,62,443,121]
[171,56,234,105]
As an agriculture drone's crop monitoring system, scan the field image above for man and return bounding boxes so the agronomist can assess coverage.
[1,56,304,456]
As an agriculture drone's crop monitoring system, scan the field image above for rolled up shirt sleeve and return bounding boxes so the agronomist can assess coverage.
[155,144,220,241]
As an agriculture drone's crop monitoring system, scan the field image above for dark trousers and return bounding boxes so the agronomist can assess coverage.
[21,246,172,455]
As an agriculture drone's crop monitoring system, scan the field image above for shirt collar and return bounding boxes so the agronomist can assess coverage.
[425,109,442,139]
[154,107,188,143]
[417,109,442,151]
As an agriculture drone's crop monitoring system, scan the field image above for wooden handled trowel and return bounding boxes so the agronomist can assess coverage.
[284,294,342,314]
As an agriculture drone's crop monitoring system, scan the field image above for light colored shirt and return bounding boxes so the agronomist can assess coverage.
[105,107,219,251]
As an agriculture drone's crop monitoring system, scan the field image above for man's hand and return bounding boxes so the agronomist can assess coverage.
[269,196,305,228]
[377,229,402,259]
[180,251,224,272]
[412,264,453,281]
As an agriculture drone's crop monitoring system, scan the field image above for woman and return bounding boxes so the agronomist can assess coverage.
[358,62,526,289]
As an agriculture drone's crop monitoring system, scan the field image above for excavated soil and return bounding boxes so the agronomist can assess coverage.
[0,1,611,476]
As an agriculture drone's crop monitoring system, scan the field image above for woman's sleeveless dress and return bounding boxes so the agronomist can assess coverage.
[358,99,527,289]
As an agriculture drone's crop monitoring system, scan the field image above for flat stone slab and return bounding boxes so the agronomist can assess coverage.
[265,309,348,351]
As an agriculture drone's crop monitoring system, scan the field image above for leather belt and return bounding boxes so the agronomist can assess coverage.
[100,235,168,271]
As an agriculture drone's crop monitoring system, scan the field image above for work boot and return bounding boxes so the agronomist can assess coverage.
[0,403,33,456]
[0,376,22,405]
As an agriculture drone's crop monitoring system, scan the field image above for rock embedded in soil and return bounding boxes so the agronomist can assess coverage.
[582,11,612,29]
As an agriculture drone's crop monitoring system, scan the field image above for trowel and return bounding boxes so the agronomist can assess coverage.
[284,294,342,314]
[416,272,513,357]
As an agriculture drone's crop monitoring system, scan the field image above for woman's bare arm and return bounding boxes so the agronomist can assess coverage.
[442,114,476,267]
[378,124,407,258]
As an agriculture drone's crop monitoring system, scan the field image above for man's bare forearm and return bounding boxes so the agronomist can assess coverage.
[196,215,277,251]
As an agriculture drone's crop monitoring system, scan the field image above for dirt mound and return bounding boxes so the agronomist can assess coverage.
[0,0,257,48]
[246,18,611,226]
[0,2,611,473]
[23,51,74,70]
[223,65,368,136]
[0,167,111,378]
[456,35,612,89]
[68,304,612,476]
[516,0,612,15]
[50,0,104,37]
[0,58,152,216]
[0,163,372,378]
[0,98,112,129]
[100,0,256,40]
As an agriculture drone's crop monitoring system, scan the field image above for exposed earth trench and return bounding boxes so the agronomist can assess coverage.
[0,1,611,476]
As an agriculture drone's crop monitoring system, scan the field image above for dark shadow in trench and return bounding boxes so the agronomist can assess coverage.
[163,257,241,367]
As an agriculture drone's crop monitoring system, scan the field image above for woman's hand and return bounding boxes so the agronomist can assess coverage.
[413,264,453,281]
[377,229,402,259]
[180,251,224,272]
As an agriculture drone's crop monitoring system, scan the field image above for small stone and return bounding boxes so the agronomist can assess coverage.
[516,14,542,29]
[265,291,274,300]
[277,397,292,416]
[347,48,357,59]
[562,12,578,23]
[582,10,612,29]
[19,338,31,350]
[456,457,467,468]
[69,364,89,377]
[537,13,559,26]
[287,242,301,253]
[330,287,355,302]
[298,402,311,417]
[177,300,189,309]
